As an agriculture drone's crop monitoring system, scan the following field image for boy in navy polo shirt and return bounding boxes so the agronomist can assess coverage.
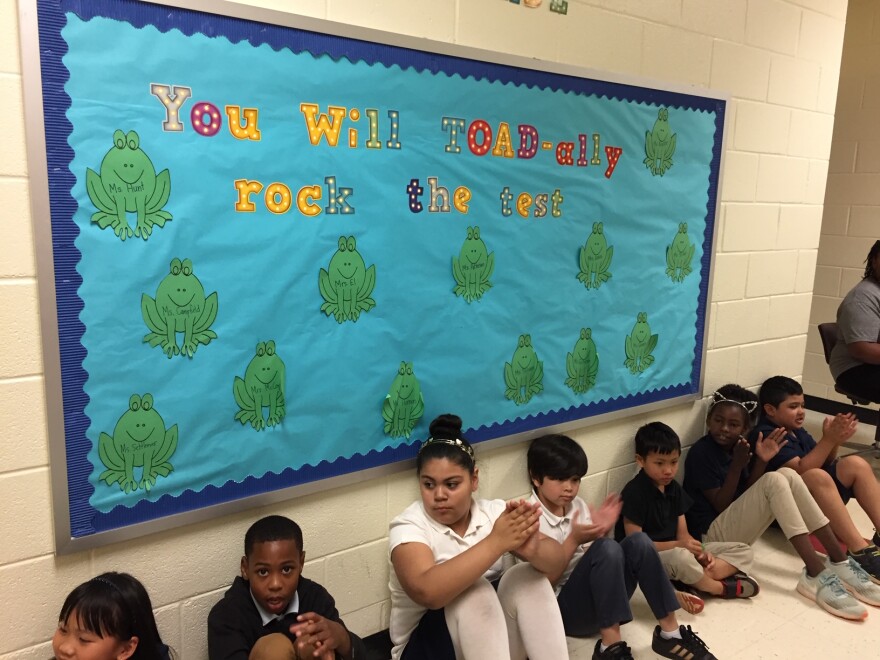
[751,375,880,582]
[617,422,756,600]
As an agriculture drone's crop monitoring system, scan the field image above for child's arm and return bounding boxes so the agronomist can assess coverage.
[703,438,751,513]
[391,503,539,610]
[782,414,858,473]
[745,427,788,487]
[622,516,700,554]
[289,613,352,659]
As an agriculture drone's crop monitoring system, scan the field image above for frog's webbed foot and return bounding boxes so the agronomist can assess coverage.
[112,217,134,241]
[267,410,283,427]
[161,340,178,359]
[121,476,138,494]
[640,355,655,372]
[140,474,156,492]
[251,415,266,431]
[181,338,198,359]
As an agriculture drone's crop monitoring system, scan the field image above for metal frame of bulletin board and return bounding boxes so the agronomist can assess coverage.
[20,0,727,553]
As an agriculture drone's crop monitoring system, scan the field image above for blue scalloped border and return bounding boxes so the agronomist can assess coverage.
[38,0,722,538]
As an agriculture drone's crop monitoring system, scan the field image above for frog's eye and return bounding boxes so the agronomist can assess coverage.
[597,223,603,234]
[141,394,153,411]
[347,236,356,252]
[682,222,687,232]
[406,364,413,375]
[660,108,668,120]
[256,342,265,357]
[181,259,192,276]
[266,340,275,356]
[113,130,126,149]
[398,361,406,375]
[466,227,473,239]
[473,227,480,240]
[585,329,591,339]
[170,258,181,275]
[129,394,141,411]
[338,237,346,251]
[592,222,598,232]
[518,336,525,348]
[126,131,140,150]
[581,329,587,339]
[525,335,531,346]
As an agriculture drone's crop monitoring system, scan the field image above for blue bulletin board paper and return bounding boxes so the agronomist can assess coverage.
[28,0,724,548]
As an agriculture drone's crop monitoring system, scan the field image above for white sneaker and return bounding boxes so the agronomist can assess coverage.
[797,568,868,620]
[827,557,880,607]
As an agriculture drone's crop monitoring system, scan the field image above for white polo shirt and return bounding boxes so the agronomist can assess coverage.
[528,491,593,593]
[388,498,509,660]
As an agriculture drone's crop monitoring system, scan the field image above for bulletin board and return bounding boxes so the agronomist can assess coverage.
[21,0,726,552]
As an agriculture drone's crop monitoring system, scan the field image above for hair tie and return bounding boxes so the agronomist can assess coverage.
[418,437,475,461]
[709,391,758,414]
[91,576,122,593]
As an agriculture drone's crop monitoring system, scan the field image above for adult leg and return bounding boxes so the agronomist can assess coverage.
[802,468,871,552]
[497,563,568,660]
[556,538,632,645]
[444,578,510,660]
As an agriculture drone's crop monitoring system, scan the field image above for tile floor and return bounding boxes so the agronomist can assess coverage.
[566,410,880,659]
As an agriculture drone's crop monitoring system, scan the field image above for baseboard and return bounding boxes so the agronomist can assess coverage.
[804,394,878,426]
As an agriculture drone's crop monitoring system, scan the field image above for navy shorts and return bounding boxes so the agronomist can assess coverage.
[825,460,855,504]
[400,608,455,660]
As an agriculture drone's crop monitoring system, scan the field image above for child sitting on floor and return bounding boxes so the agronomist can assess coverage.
[684,384,877,620]
[208,515,365,660]
[53,572,171,660]
[616,421,757,600]
[528,433,716,660]
[750,375,880,583]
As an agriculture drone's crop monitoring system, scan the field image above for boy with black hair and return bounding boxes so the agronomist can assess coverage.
[617,422,757,600]
[528,434,716,660]
[750,375,880,582]
[208,515,365,660]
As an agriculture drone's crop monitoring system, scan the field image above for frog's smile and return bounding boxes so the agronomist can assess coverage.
[126,427,154,443]
[339,266,357,279]
[169,291,195,308]
[113,165,145,185]
[466,250,482,264]
[255,371,277,385]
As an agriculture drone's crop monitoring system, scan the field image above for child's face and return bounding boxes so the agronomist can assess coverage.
[706,403,750,450]
[52,612,137,660]
[241,539,305,616]
[764,394,805,431]
[419,458,478,533]
[531,475,581,517]
[636,450,680,488]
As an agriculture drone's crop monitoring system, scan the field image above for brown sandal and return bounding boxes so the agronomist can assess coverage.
[675,589,705,614]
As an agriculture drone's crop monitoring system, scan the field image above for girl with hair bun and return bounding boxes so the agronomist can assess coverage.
[388,413,568,660]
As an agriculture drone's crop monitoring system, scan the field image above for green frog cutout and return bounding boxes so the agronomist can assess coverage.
[504,334,544,405]
[319,236,377,323]
[97,393,178,494]
[566,328,599,394]
[666,223,695,283]
[624,312,658,374]
[452,226,495,303]
[86,129,172,241]
[577,222,613,289]
[233,341,286,431]
[382,361,424,439]
[142,258,218,359]
[644,108,677,176]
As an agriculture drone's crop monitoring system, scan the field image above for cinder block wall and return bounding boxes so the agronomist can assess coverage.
[0,1,847,658]
[804,0,879,399]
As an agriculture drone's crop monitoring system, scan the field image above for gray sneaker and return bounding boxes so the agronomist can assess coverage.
[797,568,868,620]
[827,557,880,607]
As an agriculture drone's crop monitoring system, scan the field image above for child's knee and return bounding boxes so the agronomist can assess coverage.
[250,633,295,660]
[590,536,625,566]
[620,531,654,559]
[802,467,834,490]
[448,577,502,620]
[665,548,703,584]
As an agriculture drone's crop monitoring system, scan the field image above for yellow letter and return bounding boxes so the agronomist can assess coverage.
[234,179,263,212]
[225,106,261,140]
[491,122,515,158]
[265,183,292,214]
[516,192,532,218]
[453,187,471,214]
[300,103,347,146]
[297,185,323,216]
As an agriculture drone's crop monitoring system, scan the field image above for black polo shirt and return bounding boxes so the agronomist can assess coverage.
[616,468,691,542]
[683,434,749,537]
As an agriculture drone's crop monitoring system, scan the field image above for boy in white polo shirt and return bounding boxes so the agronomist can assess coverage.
[527,434,715,660]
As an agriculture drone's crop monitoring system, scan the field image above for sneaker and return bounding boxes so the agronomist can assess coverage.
[651,625,717,660]
[592,639,634,659]
[827,557,880,607]
[796,567,868,620]
[872,530,880,549]
[719,572,759,598]
[849,544,880,585]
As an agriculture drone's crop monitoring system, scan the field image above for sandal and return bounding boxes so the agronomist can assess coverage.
[675,589,705,614]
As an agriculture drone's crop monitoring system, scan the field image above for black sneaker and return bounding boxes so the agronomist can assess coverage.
[593,639,634,659]
[872,530,880,548]
[849,544,880,585]
[652,625,717,660]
